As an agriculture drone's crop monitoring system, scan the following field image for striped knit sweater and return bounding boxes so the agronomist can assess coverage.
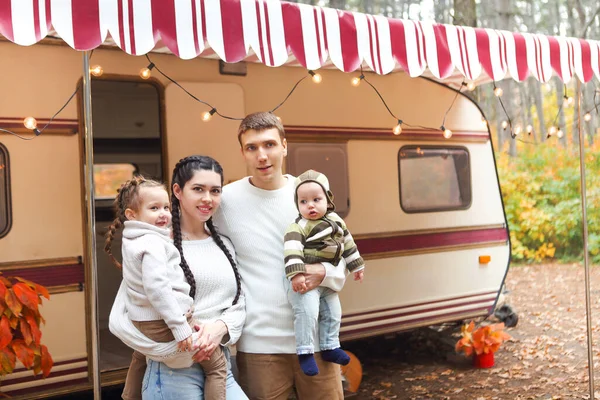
[284,212,365,279]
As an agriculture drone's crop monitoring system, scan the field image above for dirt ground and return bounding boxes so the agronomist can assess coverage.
[344,264,600,400]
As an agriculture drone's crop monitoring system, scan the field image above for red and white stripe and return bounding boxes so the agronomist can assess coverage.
[1,0,600,83]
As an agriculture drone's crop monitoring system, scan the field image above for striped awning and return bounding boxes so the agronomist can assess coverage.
[0,0,598,84]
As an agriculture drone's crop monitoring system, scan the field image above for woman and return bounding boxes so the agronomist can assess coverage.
[109,155,247,399]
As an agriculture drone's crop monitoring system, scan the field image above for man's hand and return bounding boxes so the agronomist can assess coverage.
[191,321,227,362]
[353,270,364,283]
[303,263,326,292]
[291,274,307,293]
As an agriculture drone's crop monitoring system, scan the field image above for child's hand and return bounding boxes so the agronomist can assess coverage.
[292,274,307,293]
[177,335,194,352]
[353,270,364,283]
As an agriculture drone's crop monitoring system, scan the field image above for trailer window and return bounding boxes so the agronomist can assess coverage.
[286,143,350,218]
[0,143,11,238]
[398,146,471,213]
[94,163,137,200]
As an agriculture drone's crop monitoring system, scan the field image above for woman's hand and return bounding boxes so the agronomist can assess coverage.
[192,321,228,363]
[177,335,194,352]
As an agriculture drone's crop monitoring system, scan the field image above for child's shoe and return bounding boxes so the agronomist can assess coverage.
[321,348,350,365]
[298,354,319,376]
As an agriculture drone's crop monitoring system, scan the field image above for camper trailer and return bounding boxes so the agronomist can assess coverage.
[0,2,521,398]
[0,40,509,398]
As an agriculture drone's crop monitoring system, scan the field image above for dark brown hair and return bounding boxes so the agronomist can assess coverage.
[171,155,241,304]
[237,111,285,146]
[104,176,165,269]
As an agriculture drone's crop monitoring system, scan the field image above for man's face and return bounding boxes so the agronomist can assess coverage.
[240,128,287,189]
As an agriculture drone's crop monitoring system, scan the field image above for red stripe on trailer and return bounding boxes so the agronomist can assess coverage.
[579,39,593,82]
[343,290,499,318]
[191,0,200,56]
[262,0,274,66]
[433,23,452,79]
[389,18,408,72]
[11,357,88,373]
[3,263,84,288]
[512,32,528,81]
[339,10,359,72]
[342,296,497,327]
[2,378,88,397]
[3,366,88,386]
[355,227,508,256]
[32,0,41,41]
[117,0,125,51]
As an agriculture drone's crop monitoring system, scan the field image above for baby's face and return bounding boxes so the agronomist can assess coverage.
[297,182,327,220]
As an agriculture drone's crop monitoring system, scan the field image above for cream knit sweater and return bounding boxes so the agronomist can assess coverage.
[122,220,193,342]
[109,235,246,368]
[213,175,346,354]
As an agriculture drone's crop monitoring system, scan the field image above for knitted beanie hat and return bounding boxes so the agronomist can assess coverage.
[294,169,335,211]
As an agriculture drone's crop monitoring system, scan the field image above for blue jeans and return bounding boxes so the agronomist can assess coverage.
[141,349,248,400]
[287,284,342,354]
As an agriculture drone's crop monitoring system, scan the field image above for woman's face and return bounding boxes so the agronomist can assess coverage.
[173,169,222,226]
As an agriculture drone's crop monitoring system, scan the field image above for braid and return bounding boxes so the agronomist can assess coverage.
[104,175,164,269]
[206,219,241,305]
[171,198,197,299]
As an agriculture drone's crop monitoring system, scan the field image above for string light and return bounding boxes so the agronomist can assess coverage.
[202,108,217,122]
[481,118,488,128]
[23,117,37,130]
[557,128,564,138]
[140,62,155,79]
[90,65,103,77]
[563,96,574,107]
[466,82,476,91]
[393,120,403,135]
[526,125,533,134]
[547,126,557,138]
[514,125,522,136]
[351,74,364,87]
[493,86,503,97]
[501,120,508,129]
[584,113,592,122]
[440,125,453,139]
[308,70,322,84]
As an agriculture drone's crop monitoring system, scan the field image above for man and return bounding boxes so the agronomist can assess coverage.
[213,112,346,399]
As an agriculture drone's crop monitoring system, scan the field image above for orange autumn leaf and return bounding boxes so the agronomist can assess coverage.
[11,339,35,369]
[0,347,16,374]
[455,321,511,356]
[25,312,42,345]
[0,316,12,350]
[40,345,53,378]
[13,283,39,312]
[20,319,33,346]
[0,279,6,299]
[15,277,50,300]
[5,288,22,317]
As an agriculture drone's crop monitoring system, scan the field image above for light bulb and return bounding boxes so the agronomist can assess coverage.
[567,96,574,105]
[275,116,282,123]
[351,76,361,87]
[481,119,488,128]
[23,117,37,130]
[584,113,592,122]
[140,67,152,79]
[393,123,402,135]
[311,73,322,84]
[494,87,503,97]
[526,125,533,134]
[466,82,476,91]
[563,96,574,107]
[202,112,213,122]
[557,128,564,138]
[501,120,508,129]
[548,126,557,136]
[545,83,552,92]
[443,128,453,139]
[514,125,522,136]
[90,65,103,77]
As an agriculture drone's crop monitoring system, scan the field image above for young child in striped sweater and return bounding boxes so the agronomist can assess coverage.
[283,169,365,376]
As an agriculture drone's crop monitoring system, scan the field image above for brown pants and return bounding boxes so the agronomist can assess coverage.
[236,352,344,400]
[122,320,227,400]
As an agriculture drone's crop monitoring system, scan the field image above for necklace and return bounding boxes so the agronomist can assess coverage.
[182,231,210,241]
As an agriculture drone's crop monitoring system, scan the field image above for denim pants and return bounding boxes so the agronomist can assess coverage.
[287,284,342,354]
[141,348,248,400]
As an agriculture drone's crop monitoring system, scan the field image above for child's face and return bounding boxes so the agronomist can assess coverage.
[297,182,328,220]
[127,186,171,228]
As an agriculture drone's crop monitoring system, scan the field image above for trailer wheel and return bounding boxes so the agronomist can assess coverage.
[494,304,518,328]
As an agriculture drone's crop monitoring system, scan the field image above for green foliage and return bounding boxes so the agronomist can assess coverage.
[497,141,600,263]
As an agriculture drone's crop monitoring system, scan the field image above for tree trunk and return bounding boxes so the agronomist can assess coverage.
[453,0,477,27]
[555,79,568,147]
[531,79,546,142]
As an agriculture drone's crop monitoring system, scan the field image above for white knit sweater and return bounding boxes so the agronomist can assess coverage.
[212,175,346,354]
[109,234,246,368]
[121,220,193,342]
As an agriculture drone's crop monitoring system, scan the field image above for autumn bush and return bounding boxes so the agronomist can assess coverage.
[0,273,53,378]
[496,139,600,263]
